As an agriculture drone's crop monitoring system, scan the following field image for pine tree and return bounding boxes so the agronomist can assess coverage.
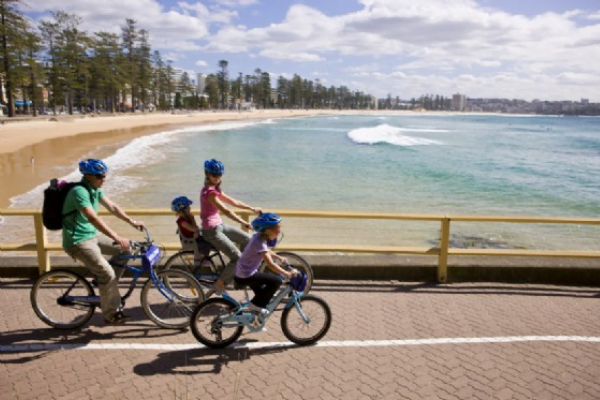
[121,19,138,112]
[0,0,24,117]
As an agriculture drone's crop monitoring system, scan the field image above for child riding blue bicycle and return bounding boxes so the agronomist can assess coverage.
[233,212,298,316]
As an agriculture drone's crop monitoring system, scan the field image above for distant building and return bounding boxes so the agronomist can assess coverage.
[197,73,207,95]
[170,68,184,86]
[581,98,589,104]
[452,93,466,111]
[270,88,279,105]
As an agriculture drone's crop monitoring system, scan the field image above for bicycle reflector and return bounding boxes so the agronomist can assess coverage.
[290,273,307,292]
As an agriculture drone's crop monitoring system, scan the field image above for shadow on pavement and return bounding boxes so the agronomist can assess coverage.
[0,323,184,364]
[133,342,295,376]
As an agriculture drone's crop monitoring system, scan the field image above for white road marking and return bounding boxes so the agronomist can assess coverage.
[2,336,600,352]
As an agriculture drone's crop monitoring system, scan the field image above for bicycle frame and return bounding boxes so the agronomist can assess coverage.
[219,284,308,333]
[61,230,175,307]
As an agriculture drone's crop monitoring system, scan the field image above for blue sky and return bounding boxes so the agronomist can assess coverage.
[22,0,600,101]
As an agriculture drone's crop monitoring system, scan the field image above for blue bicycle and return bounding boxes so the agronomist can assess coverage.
[190,274,331,348]
[30,228,204,330]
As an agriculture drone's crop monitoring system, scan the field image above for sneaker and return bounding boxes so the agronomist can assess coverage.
[104,311,130,325]
[248,302,270,316]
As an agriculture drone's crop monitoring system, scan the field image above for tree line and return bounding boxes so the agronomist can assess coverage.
[0,1,376,117]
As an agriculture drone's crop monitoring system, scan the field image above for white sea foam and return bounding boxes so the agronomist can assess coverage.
[347,124,444,146]
[9,120,262,208]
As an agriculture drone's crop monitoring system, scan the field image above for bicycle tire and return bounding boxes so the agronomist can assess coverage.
[162,250,225,295]
[140,269,204,329]
[190,297,243,348]
[281,294,331,346]
[30,269,96,329]
[261,251,314,294]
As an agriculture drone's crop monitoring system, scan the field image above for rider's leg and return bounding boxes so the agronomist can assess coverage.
[203,224,249,290]
[241,272,282,308]
[65,236,122,321]
[97,234,132,282]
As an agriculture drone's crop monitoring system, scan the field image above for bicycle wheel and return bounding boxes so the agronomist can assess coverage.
[190,297,243,348]
[30,269,96,329]
[163,250,225,295]
[140,269,204,329]
[281,294,331,346]
[273,251,314,294]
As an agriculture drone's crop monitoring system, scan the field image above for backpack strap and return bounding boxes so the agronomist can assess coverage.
[63,183,93,236]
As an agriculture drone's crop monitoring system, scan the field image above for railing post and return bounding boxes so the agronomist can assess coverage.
[33,212,50,275]
[240,210,251,233]
[437,217,450,283]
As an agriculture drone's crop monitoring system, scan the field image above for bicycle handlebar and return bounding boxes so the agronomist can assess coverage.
[114,227,153,251]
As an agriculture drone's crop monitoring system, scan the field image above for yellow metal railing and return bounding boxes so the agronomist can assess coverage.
[2,208,600,282]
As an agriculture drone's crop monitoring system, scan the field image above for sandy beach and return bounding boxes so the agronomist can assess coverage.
[0,109,347,209]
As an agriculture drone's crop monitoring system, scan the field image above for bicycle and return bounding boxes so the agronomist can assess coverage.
[30,228,205,330]
[190,273,331,348]
[162,233,314,296]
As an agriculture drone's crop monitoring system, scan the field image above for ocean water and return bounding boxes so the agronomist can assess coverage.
[5,113,600,251]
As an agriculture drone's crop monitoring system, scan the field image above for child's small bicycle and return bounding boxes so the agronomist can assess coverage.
[162,234,314,297]
[190,273,331,348]
[30,228,204,330]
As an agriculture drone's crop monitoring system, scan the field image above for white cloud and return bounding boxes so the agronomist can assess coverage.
[29,0,212,51]
[214,0,258,7]
[24,0,600,101]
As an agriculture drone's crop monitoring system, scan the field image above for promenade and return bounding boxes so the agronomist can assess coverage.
[1,278,599,400]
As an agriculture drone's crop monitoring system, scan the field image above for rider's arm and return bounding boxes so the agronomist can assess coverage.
[261,252,294,279]
[220,192,262,215]
[208,193,252,230]
[100,196,144,231]
[268,249,287,265]
[79,206,129,250]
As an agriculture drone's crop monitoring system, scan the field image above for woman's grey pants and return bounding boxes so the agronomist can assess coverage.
[202,224,250,284]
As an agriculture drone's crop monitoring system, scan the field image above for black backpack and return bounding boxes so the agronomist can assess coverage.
[42,179,91,230]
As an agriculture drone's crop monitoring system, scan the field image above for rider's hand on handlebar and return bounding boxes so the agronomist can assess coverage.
[286,268,299,280]
[131,220,145,231]
[114,236,131,251]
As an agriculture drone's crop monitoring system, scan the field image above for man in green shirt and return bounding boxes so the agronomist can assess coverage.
[63,159,144,324]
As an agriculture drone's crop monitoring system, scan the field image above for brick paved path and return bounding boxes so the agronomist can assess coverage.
[1,279,600,400]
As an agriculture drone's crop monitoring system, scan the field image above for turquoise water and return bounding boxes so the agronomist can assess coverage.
[8,113,600,250]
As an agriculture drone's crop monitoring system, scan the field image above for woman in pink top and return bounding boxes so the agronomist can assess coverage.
[201,159,262,293]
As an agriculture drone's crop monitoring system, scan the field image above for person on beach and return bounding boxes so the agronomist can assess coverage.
[200,158,262,293]
[234,212,297,315]
[62,159,144,324]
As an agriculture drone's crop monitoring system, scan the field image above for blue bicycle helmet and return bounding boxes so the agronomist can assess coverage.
[171,196,193,212]
[204,159,225,175]
[251,212,282,232]
[79,159,109,175]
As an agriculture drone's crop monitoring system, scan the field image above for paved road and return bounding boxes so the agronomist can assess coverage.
[1,278,600,400]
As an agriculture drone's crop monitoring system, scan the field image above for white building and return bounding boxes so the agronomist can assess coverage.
[197,73,207,96]
[452,93,466,111]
